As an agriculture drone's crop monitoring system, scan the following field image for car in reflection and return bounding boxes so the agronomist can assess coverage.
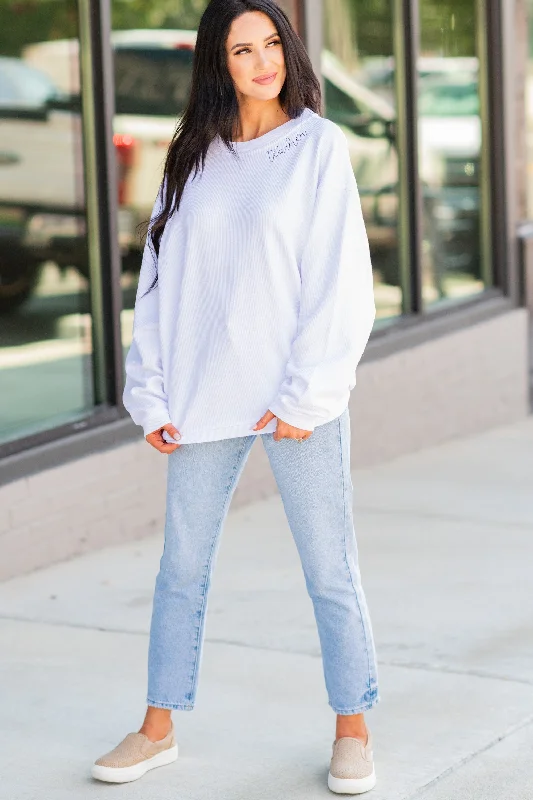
[0,36,481,312]
[23,31,196,271]
[322,49,399,286]
[347,54,482,288]
[0,32,197,312]
[0,56,86,311]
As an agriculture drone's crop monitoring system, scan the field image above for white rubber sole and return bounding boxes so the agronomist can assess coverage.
[91,744,178,783]
[327,767,377,794]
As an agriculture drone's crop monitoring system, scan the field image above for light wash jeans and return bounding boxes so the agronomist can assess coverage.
[147,406,379,715]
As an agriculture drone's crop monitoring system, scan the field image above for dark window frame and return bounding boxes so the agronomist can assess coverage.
[79,0,124,409]
[0,0,126,466]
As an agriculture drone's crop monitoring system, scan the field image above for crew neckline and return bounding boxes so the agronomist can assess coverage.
[228,107,316,153]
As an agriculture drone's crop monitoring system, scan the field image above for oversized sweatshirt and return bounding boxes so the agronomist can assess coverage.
[123,106,376,445]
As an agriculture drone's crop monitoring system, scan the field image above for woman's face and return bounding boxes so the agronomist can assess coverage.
[226,11,286,101]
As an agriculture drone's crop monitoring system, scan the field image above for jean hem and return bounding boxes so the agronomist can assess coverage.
[329,693,380,715]
[147,698,194,711]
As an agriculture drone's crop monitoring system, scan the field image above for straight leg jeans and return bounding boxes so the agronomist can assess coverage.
[146,406,379,715]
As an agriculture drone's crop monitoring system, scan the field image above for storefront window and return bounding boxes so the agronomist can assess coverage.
[323,0,401,321]
[0,1,93,444]
[418,1,486,307]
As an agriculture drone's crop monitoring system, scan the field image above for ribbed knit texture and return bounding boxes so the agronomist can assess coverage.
[123,107,376,444]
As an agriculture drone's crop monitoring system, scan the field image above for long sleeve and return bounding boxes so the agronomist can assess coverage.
[268,123,376,431]
[122,185,172,437]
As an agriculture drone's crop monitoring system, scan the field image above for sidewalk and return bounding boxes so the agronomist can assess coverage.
[1,416,533,800]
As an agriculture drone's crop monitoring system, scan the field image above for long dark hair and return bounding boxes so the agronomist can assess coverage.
[141,0,322,297]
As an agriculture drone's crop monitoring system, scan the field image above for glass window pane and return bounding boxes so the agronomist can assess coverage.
[0,1,93,445]
[111,7,206,361]
[419,1,486,307]
[323,0,401,322]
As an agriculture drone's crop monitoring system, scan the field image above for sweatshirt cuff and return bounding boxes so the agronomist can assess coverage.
[141,412,173,438]
[267,399,321,432]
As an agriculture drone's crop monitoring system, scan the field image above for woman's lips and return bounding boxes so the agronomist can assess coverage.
[253,72,277,84]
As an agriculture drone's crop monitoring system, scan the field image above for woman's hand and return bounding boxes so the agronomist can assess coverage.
[253,410,312,442]
[146,423,182,453]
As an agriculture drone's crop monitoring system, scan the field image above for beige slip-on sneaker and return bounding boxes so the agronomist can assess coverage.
[327,730,376,794]
[91,722,178,783]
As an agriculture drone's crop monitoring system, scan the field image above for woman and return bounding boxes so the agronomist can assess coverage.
[92,0,379,794]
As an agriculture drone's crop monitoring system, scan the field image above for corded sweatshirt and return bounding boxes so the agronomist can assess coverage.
[123,106,376,444]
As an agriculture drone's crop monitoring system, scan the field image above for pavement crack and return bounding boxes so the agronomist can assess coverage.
[0,614,148,636]
[378,658,533,686]
[400,713,533,799]
[1,617,532,690]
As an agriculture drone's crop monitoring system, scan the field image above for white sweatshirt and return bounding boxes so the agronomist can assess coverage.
[123,106,376,444]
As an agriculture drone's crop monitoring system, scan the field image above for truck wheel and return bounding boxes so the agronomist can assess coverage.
[0,258,41,314]
[375,249,400,287]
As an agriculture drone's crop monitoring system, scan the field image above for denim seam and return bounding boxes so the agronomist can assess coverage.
[329,692,381,716]
[185,436,252,704]
[147,698,194,711]
[338,416,374,701]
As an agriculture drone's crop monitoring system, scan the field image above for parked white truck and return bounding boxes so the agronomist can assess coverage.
[0,30,196,311]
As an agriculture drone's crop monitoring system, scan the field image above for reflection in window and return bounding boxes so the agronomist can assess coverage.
[419,3,485,307]
[114,47,195,117]
[109,13,204,362]
[323,0,401,322]
[112,2,301,362]
[0,1,93,445]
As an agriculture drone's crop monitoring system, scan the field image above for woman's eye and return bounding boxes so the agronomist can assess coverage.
[235,40,281,55]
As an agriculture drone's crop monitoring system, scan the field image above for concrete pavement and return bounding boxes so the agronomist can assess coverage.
[1,416,533,799]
